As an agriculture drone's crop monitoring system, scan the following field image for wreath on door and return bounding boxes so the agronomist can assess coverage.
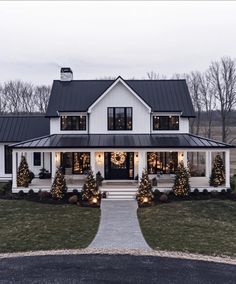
[111,152,127,166]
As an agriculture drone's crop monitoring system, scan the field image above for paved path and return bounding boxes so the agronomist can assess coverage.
[89,200,151,250]
[1,254,236,283]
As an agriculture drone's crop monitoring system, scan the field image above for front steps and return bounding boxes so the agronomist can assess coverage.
[100,181,138,200]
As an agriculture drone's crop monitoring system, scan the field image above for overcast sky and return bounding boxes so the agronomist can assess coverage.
[0,1,236,85]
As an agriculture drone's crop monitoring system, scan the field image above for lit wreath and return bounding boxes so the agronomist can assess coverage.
[111,152,127,166]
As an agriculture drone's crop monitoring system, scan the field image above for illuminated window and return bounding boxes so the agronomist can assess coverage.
[147,152,178,174]
[61,116,86,130]
[61,152,90,175]
[108,107,132,130]
[153,116,179,130]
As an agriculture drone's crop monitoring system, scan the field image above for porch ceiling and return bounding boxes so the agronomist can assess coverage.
[10,133,233,149]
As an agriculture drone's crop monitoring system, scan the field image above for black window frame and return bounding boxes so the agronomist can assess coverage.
[4,145,12,174]
[33,152,41,166]
[60,115,87,131]
[107,107,133,130]
[153,115,179,130]
[147,152,178,174]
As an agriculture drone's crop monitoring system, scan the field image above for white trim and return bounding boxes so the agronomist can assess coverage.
[88,77,151,113]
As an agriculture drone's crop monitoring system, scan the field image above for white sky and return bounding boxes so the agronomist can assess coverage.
[0,1,236,85]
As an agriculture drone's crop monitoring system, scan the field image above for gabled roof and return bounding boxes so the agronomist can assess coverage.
[11,133,233,149]
[0,115,50,142]
[46,78,195,117]
[88,77,151,113]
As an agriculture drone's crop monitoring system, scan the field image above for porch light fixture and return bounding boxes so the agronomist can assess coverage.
[96,153,103,164]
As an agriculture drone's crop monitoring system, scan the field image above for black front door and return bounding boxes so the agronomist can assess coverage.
[105,152,134,180]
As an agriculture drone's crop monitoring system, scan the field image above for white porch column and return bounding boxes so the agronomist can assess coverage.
[138,150,146,179]
[51,151,56,183]
[205,151,212,178]
[90,150,96,173]
[12,150,17,188]
[225,150,230,187]
[183,151,188,168]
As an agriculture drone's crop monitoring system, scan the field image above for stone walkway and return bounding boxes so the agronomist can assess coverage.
[89,200,151,250]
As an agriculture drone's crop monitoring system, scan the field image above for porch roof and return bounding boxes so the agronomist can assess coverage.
[10,134,233,149]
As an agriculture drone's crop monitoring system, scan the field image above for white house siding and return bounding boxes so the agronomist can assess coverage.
[89,81,150,134]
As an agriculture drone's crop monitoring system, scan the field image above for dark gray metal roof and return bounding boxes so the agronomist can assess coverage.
[46,78,195,117]
[11,134,233,149]
[0,115,50,142]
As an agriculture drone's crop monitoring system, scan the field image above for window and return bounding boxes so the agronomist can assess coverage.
[73,152,90,174]
[108,107,132,130]
[61,116,86,130]
[33,152,41,166]
[147,152,178,174]
[4,146,12,174]
[153,116,179,130]
[60,152,90,175]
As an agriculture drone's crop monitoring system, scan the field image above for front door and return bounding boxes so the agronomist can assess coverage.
[105,152,134,180]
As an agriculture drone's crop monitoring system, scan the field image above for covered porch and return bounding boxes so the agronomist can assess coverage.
[11,148,231,193]
[10,133,232,192]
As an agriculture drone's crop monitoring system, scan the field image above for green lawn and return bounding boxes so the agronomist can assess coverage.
[0,200,100,253]
[138,199,236,257]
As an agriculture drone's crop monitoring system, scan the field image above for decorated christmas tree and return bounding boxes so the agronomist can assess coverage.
[210,154,225,187]
[136,169,153,203]
[172,161,190,196]
[17,155,30,187]
[51,167,67,199]
[81,169,100,202]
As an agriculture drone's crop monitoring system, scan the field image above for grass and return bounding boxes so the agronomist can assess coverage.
[138,199,236,257]
[0,199,100,253]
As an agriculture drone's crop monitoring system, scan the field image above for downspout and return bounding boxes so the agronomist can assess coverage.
[150,111,152,134]
[88,112,90,134]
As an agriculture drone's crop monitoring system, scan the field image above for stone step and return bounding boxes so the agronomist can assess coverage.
[108,191,136,195]
[99,187,138,192]
[106,196,136,200]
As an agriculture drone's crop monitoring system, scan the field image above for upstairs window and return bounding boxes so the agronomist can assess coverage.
[61,116,86,131]
[108,107,132,130]
[153,116,179,130]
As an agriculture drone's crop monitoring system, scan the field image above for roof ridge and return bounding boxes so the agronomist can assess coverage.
[53,79,186,82]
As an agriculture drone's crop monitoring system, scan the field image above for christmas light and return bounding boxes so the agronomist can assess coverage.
[143,197,149,203]
[172,161,190,196]
[136,169,154,204]
[17,155,30,187]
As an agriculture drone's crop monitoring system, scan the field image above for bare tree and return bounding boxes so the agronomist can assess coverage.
[2,81,22,113]
[20,82,34,113]
[147,71,166,80]
[208,57,236,142]
[199,72,216,138]
[33,85,51,113]
[182,72,202,135]
[0,80,50,114]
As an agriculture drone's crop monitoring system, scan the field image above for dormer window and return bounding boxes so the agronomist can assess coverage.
[61,116,86,131]
[108,107,132,130]
[153,116,179,130]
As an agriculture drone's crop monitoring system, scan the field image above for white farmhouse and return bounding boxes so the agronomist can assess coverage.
[0,68,233,198]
